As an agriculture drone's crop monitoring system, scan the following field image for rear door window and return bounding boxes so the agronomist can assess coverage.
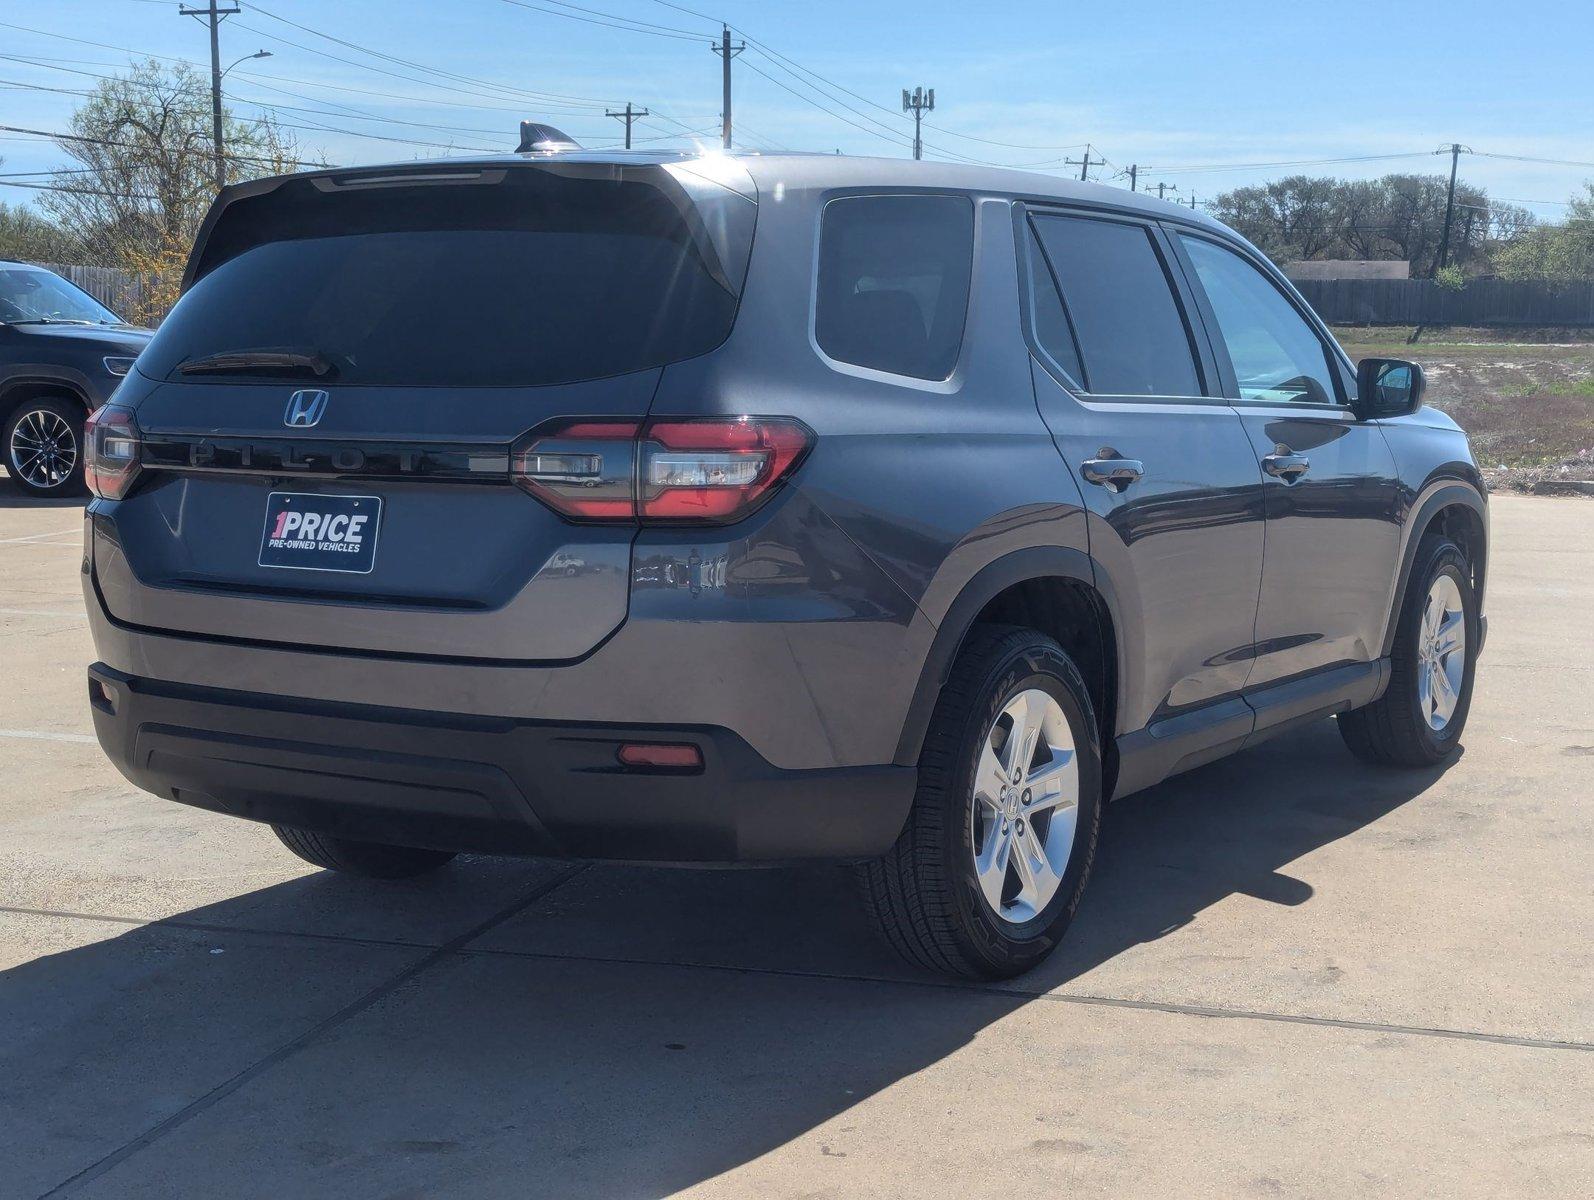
[815,194,974,381]
[1029,213,1202,397]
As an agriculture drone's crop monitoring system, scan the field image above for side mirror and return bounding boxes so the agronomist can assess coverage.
[1355,358,1425,419]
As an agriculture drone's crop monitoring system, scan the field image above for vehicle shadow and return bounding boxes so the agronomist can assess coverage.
[3,719,1456,1197]
[0,470,87,509]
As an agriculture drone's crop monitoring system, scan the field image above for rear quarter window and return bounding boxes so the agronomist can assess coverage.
[815,194,974,381]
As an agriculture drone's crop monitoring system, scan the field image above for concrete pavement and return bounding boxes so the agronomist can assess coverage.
[1,490,1589,1198]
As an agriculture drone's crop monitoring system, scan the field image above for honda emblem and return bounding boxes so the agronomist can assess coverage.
[284,389,329,428]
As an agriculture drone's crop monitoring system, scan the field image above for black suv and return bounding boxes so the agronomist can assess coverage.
[80,148,1486,979]
[1,261,152,497]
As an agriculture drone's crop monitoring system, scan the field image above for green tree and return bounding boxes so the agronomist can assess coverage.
[1495,184,1594,279]
[1211,173,1494,273]
[0,197,79,263]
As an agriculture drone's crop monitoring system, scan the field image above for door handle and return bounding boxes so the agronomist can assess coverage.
[1080,457,1145,492]
[1262,452,1311,482]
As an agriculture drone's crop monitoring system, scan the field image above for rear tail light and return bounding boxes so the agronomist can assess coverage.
[511,419,638,520]
[83,404,142,500]
[511,416,812,525]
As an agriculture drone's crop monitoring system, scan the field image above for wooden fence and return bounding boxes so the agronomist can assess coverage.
[29,262,150,322]
[1295,277,1594,327]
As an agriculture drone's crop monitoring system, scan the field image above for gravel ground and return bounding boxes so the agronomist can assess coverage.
[1331,326,1594,493]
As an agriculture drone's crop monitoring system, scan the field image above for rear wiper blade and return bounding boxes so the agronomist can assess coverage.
[178,348,337,378]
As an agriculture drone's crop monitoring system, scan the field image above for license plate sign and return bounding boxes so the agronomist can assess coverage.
[259,492,381,574]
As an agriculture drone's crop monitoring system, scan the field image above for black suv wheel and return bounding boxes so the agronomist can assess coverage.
[859,626,1103,979]
[1339,535,1479,767]
[272,825,457,879]
[4,395,85,497]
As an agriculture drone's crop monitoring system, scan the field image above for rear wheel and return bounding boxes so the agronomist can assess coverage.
[271,825,457,879]
[858,626,1103,979]
[4,396,85,497]
[1339,535,1477,767]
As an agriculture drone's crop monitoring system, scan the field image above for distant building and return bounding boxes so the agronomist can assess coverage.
[1284,260,1410,281]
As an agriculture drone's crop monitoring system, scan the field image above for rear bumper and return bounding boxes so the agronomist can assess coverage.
[87,665,915,864]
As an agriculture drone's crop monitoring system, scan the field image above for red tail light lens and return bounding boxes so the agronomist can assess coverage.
[511,416,813,526]
[83,404,142,500]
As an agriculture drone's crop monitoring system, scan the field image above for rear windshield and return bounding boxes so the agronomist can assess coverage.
[139,162,756,387]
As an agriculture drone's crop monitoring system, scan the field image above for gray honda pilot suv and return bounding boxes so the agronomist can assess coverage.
[82,142,1486,979]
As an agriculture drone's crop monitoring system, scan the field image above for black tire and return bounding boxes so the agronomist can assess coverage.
[271,825,457,879]
[3,395,86,498]
[1339,535,1478,767]
[858,625,1103,980]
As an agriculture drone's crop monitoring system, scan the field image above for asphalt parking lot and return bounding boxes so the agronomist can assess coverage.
[1,487,1589,1199]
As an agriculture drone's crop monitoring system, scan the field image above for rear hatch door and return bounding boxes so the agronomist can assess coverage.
[93,157,756,661]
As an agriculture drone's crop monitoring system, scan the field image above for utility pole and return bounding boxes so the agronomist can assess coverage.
[902,86,934,160]
[1125,163,1138,192]
[606,102,649,150]
[711,25,744,150]
[1151,181,1178,201]
[1434,142,1471,274]
[180,0,240,191]
[1065,144,1106,182]
[1188,192,1197,210]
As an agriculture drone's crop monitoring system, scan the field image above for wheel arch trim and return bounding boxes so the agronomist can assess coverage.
[1380,477,1488,659]
[892,546,1124,766]
[0,369,94,422]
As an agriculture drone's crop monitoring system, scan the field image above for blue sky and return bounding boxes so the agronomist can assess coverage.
[3,0,1592,220]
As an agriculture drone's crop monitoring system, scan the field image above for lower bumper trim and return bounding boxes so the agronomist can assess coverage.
[88,665,916,864]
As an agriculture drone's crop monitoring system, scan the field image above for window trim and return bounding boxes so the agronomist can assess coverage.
[1013,201,1225,406]
[1165,227,1354,412]
[808,189,977,391]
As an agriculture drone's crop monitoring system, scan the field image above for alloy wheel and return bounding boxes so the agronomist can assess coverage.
[8,407,78,490]
[1416,574,1466,731]
[969,687,1079,923]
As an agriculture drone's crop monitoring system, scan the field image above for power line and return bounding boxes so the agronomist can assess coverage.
[736,57,906,151]
[0,120,325,167]
[498,0,704,40]
[0,58,500,155]
[0,178,160,199]
[234,7,618,109]
[1474,150,1594,170]
[1145,152,1432,175]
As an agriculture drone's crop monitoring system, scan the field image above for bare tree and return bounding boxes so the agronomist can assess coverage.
[1209,175,1340,261]
[38,59,301,321]
[1333,179,1388,260]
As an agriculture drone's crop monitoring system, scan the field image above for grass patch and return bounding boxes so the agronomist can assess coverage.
[1326,327,1594,472]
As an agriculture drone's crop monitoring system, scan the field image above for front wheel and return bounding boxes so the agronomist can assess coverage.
[1339,535,1478,767]
[858,626,1103,980]
[4,396,86,497]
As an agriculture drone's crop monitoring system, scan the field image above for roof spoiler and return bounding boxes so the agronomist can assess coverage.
[517,122,582,153]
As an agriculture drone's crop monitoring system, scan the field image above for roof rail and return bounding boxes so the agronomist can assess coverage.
[517,122,582,153]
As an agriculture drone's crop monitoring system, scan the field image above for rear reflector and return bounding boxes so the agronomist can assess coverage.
[511,416,813,526]
[617,742,703,770]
